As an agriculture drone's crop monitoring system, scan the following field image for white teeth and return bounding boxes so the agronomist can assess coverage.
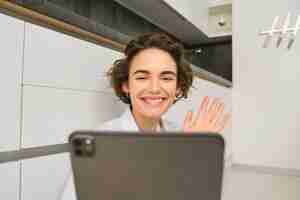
[143,98,163,105]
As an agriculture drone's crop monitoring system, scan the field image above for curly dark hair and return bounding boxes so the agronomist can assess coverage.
[107,33,193,105]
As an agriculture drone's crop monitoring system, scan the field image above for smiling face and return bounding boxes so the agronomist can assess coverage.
[122,48,181,121]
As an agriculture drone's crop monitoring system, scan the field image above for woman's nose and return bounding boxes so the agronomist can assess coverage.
[149,78,160,92]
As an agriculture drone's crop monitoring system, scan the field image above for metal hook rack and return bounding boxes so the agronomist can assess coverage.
[259,13,300,49]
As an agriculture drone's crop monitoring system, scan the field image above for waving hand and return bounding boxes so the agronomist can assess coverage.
[182,96,231,133]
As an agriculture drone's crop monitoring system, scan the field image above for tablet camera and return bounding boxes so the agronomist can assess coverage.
[72,135,95,158]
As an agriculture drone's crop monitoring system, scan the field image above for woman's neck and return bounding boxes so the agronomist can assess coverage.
[131,109,161,132]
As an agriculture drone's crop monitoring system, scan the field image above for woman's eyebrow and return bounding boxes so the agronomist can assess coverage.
[161,71,177,76]
[133,70,149,75]
[132,70,177,76]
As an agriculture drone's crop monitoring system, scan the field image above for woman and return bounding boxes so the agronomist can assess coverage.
[61,33,230,199]
[100,33,229,133]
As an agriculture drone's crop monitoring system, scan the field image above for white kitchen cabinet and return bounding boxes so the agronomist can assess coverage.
[21,153,71,200]
[232,0,300,172]
[20,19,126,200]
[22,86,125,148]
[21,85,125,200]
[0,13,23,152]
[208,1,232,37]
[23,23,122,93]
[0,12,24,200]
[0,162,20,200]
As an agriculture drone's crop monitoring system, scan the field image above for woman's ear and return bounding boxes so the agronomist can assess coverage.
[175,87,182,98]
[122,82,129,94]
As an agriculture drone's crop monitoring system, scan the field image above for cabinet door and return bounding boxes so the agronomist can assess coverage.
[233,0,300,171]
[21,86,125,200]
[22,86,125,148]
[0,13,24,200]
[164,76,232,159]
[21,153,71,200]
[23,23,122,93]
[0,13,23,152]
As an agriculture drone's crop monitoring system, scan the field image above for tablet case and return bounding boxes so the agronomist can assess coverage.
[69,131,225,200]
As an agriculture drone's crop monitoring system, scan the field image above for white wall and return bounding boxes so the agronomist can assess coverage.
[229,0,300,199]
[232,0,300,171]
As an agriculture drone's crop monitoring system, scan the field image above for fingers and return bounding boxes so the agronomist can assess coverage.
[183,110,193,130]
[216,113,231,133]
[195,96,209,121]
[185,96,230,133]
[208,98,219,114]
[209,101,225,124]
[195,96,223,124]
[207,98,223,120]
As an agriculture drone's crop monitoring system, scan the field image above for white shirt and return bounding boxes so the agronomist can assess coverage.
[60,108,179,200]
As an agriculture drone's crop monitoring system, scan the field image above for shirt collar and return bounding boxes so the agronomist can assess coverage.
[119,108,166,132]
[119,108,140,131]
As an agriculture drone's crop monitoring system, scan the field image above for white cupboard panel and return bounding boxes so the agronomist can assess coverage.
[165,76,232,158]
[23,23,122,92]
[22,86,125,148]
[162,0,209,35]
[164,0,209,35]
[233,0,300,170]
[0,13,23,152]
[208,3,232,37]
[0,162,19,200]
[22,153,71,200]
[0,12,23,199]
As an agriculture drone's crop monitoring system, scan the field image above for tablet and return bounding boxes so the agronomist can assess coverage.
[69,131,225,200]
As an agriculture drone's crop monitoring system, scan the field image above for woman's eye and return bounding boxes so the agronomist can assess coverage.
[162,77,174,81]
[136,77,146,80]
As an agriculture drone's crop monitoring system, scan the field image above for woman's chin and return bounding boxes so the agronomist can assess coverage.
[144,113,163,120]
[140,108,168,120]
[133,100,172,119]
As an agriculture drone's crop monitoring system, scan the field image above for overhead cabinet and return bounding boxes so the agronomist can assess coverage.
[162,0,232,38]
